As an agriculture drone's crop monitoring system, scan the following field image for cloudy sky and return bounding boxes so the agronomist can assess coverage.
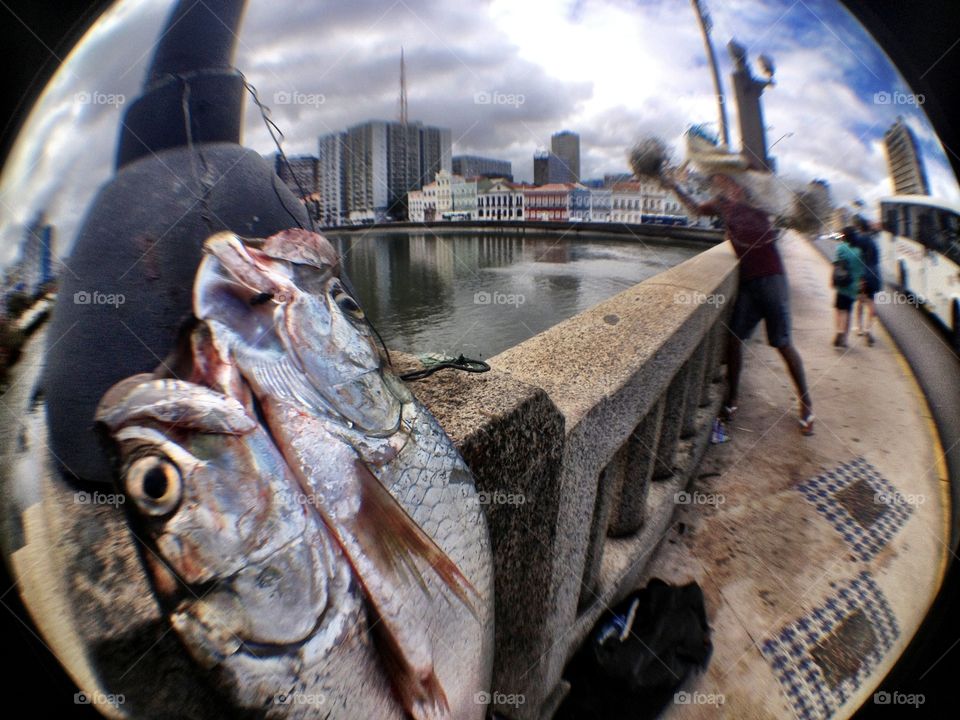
[2,0,958,267]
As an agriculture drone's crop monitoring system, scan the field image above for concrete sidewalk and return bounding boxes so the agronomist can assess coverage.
[647,232,949,719]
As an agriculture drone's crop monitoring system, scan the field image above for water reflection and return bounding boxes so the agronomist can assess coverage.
[330,230,701,359]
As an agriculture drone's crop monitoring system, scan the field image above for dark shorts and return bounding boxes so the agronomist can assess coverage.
[861,279,881,297]
[835,293,855,311]
[730,273,791,347]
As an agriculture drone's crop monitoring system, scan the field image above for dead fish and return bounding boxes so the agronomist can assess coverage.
[95,333,407,719]
[193,229,494,720]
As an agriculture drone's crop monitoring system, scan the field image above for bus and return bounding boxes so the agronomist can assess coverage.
[879,194,960,347]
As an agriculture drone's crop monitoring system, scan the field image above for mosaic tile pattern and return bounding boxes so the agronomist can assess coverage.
[760,571,899,720]
[796,457,913,561]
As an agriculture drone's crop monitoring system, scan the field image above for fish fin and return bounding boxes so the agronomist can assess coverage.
[295,458,472,719]
[352,458,480,619]
[247,354,329,416]
[371,608,451,720]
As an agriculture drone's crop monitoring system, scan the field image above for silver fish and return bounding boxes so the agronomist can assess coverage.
[95,333,407,719]
[193,229,494,720]
[95,228,494,719]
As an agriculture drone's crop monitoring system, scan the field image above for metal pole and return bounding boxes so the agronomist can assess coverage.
[690,0,729,148]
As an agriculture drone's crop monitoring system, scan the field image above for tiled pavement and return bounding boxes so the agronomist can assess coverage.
[647,233,949,719]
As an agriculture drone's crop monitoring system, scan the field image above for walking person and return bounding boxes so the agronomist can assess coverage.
[852,216,881,346]
[662,171,815,436]
[833,227,865,349]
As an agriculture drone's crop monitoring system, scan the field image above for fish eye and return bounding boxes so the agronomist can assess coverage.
[330,283,364,319]
[125,455,183,516]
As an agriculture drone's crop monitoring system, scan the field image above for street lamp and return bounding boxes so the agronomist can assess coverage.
[770,132,794,150]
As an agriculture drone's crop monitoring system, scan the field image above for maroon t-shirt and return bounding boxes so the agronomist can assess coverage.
[703,197,784,281]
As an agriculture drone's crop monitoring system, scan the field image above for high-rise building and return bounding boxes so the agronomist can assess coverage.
[5,213,55,296]
[534,151,567,185]
[419,125,453,186]
[550,130,580,182]
[317,133,346,226]
[275,154,318,196]
[320,120,452,222]
[387,121,423,211]
[884,118,930,195]
[603,172,633,187]
[452,155,512,180]
[343,121,390,222]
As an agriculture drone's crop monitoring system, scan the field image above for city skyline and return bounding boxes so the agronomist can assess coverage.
[2,0,959,265]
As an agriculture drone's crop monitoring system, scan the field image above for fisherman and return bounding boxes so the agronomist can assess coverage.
[661,171,814,436]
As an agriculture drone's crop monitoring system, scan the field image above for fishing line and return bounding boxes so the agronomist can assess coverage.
[179,74,215,235]
[237,70,315,232]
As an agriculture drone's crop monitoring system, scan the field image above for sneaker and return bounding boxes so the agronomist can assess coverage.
[710,417,730,444]
[866,332,875,347]
[799,412,815,436]
[856,328,865,336]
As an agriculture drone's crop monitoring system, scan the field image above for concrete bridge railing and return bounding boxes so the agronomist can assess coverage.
[399,240,739,720]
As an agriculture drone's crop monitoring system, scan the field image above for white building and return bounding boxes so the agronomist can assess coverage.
[610,181,688,225]
[407,189,430,222]
[407,170,477,222]
[477,178,526,221]
[450,175,477,220]
[590,188,612,223]
[317,133,346,226]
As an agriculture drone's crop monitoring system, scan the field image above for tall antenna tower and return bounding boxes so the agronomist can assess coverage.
[399,46,408,126]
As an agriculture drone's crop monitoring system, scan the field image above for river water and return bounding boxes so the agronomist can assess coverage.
[328,230,702,359]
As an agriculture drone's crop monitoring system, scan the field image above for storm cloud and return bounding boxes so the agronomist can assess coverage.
[1,0,958,267]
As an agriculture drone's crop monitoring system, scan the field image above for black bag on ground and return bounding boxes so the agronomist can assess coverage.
[555,578,712,720]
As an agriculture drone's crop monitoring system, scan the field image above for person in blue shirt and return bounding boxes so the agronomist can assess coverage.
[834,226,865,348]
[852,215,882,346]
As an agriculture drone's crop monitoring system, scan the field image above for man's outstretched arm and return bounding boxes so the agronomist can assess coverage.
[661,174,715,217]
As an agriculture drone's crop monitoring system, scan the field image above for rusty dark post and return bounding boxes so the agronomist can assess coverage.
[44,0,309,485]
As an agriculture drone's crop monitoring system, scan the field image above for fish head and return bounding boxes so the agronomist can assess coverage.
[95,374,345,667]
[196,230,407,434]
